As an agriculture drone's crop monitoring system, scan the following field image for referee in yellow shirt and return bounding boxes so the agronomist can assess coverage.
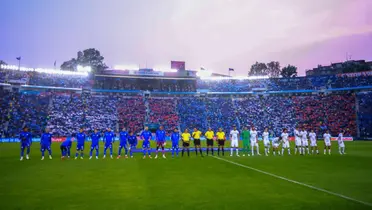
[181,129,191,157]
[205,127,215,156]
[216,128,226,156]
[192,128,203,157]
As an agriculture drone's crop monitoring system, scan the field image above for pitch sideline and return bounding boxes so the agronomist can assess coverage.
[212,156,372,208]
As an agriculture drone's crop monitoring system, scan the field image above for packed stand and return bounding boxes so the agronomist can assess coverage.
[357,92,372,138]
[94,77,196,92]
[268,78,313,91]
[197,79,269,92]
[48,93,85,136]
[0,69,30,84]
[292,95,326,134]
[117,96,146,134]
[7,92,50,137]
[0,89,13,137]
[29,72,91,88]
[148,98,179,133]
[205,98,238,132]
[177,97,207,132]
[292,94,357,136]
[84,94,118,132]
[235,96,296,136]
[331,75,372,89]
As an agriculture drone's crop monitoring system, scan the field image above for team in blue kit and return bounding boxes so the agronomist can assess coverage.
[16,125,195,161]
[19,126,32,161]
[117,128,129,159]
[40,128,53,160]
[75,128,87,159]
[128,131,137,158]
[89,129,101,159]
[141,126,152,159]
[103,128,115,159]
[171,128,180,157]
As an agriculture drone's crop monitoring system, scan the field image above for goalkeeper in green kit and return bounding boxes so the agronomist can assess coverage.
[242,126,251,156]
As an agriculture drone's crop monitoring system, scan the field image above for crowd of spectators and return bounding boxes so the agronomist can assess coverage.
[0,69,8,83]
[357,92,372,138]
[0,89,12,137]
[292,95,325,134]
[0,90,364,138]
[196,74,372,92]
[148,98,179,133]
[117,96,146,134]
[29,72,91,88]
[0,69,30,84]
[177,97,207,132]
[7,92,50,137]
[331,75,372,88]
[235,96,296,136]
[292,94,356,136]
[48,93,85,136]
[85,94,118,132]
[268,78,314,91]
[322,94,356,136]
[0,69,90,88]
[197,79,270,92]
[205,98,238,132]
[95,77,195,92]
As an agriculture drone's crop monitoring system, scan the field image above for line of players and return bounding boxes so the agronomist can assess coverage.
[18,125,346,161]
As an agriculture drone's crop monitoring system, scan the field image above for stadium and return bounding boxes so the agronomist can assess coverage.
[1,1,372,210]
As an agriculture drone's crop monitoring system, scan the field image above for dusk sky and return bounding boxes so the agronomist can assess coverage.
[1,0,371,75]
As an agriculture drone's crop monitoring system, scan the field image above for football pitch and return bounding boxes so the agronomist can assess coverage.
[1,141,372,210]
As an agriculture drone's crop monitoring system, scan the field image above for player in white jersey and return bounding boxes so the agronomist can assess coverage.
[294,127,302,155]
[272,136,281,156]
[337,130,346,155]
[301,128,310,155]
[229,126,240,157]
[281,128,291,155]
[323,130,332,155]
[250,127,260,156]
[309,129,319,154]
[262,128,270,156]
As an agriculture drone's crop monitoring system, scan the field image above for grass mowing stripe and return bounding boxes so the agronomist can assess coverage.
[213,156,372,208]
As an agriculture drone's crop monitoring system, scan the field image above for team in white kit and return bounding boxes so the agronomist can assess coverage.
[228,126,346,157]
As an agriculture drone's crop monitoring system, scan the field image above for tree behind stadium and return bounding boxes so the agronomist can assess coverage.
[266,61,281,78]
[248,62,268,76]
[60,48,108,74]
[280,65,298,78]
[248,61,282,78]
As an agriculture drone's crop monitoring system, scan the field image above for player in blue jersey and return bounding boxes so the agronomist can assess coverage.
[117,127,129,159]
[141,126,152,159]
[19,126,32,161]
[89,128,101,159]
[75,128,86,159]
[128,131,137,158]
[171,128,180,157]
[40,128,53,160]
[155,126,166,159]
[60,137,72,159]
[103,128,115,159]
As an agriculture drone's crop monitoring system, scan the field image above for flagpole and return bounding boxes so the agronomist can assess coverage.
[18,58,21,71]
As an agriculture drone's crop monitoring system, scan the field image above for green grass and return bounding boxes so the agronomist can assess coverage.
[0,141,372,210]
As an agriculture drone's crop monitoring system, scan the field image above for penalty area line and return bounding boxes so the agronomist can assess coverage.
[212,156,372,208]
